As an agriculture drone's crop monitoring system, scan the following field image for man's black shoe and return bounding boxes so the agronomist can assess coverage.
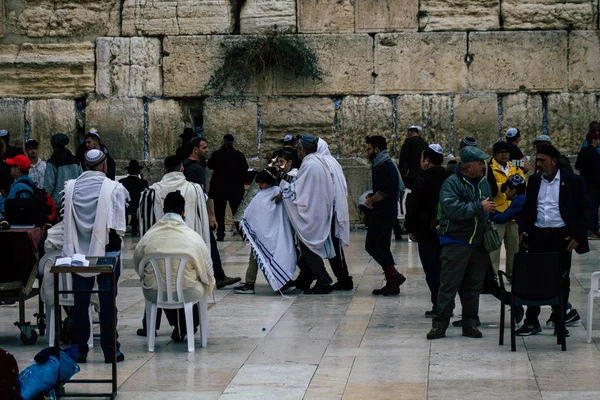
[426,328,446,340]
[331,277,354,291]
[216,276,242,289]
[424,309,436,318]
[136,328,158,337]
[216,235,225,242]
[515,324,542,336]
[304,286,333,295]
[565,309,581,326]
[372,285,400,296]
[462,327,483,338]
[76,354,87,364]
[171,328,185,343]
[104,352,125,364]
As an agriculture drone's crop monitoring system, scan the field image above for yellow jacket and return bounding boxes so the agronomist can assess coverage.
[489,159,525,212]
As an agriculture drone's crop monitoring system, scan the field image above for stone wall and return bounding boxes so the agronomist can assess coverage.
[2,0,600,223]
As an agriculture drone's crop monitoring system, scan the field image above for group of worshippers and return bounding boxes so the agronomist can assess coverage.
[234,134,353,295]
[396,123,592,340]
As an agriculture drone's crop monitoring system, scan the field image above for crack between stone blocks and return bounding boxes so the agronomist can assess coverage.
[497,94,504,141]
[566,31,571,92]
[391,95,397,155]
[257,101,263,155]
[23,99,30,142]
[118,0,124,36]
[541,94,548,136]
[143,97,149,161]
[450,94,455,157]
[499,0,504,30]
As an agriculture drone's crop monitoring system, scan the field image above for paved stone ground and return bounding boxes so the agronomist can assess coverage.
[1,231,599,399]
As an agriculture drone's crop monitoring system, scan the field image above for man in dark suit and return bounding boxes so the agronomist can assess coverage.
[119,160,148,235]
[517,144,590,337]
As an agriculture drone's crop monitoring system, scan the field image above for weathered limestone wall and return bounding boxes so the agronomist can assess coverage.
[2,0,600,223]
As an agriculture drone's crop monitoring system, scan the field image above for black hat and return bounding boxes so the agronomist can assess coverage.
[25,139,39,149]
[223,134,235,144]
[536,144,561,159]
[179,128,197,141]
[125,160,142,174]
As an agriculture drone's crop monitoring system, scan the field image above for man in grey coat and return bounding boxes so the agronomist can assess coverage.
[427,146,496,340]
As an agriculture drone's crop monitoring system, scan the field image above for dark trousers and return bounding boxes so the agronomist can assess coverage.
[365,213,396,269]
[214,195,243,238]
[164,305,199,337]
[298,240,332,288]
[585,183,599,233]
[417,234,442,308]
[524,227,572,326]
[72,260,121,358]
[142,309,163,331]
[433,244,488,330]
[295,234,350,286]
[209,230,226,280]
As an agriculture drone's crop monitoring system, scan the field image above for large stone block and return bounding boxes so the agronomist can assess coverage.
[356,0,418,32]
[122,0,232,36]
[240,0,296,34]
[86,98,144,160]
[419,0,500,31]
[502,0,596,30]
[260,97,335,159]
[0,99,25,144]
[203,98,259,158]
[469,31,568,92]
[547,93,598,155]
[274,34,374,95]
[0,42,94,98]
[454,93,499,155]
[569,31,600,91]
[500,94,543,156]
[14,0,120,38]
[375,33,468,94]
[148,99,187,160]
[297,0,354,33]
[96,37,162,98]
[163,36,270,97]
[395,94,424,153]
[26,100,76,160]
[338,96,393,158]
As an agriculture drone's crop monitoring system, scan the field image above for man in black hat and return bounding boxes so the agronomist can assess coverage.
[207,134,249,241]
[176,128,197,162]
[119,160,148,235]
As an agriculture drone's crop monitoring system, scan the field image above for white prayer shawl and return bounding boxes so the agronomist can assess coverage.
[317,139,350,246]
[282,153,335,259]
[241,186,297,292]
[61,171,129,277]
[143,172,211,255]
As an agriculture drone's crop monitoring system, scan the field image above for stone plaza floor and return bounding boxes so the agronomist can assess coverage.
[1,231,600,399]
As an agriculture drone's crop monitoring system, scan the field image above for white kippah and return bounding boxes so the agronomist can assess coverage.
[85,149,106,167]
[506,128,519,138]
[0,129,8,137]
[429,143,443,154]
[87,128,100,139]
[408,125,423,132]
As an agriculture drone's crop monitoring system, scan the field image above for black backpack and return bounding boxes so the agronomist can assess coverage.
[3,180,51,226]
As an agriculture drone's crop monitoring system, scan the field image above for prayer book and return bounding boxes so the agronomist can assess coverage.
[55,254,90,267]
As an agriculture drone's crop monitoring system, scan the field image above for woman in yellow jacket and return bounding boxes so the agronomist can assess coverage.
[487,141,525,279]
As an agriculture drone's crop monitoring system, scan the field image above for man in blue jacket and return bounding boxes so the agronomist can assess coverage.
[427,146,496,340]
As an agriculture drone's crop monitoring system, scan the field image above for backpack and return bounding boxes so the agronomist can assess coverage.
[4,180,56,226]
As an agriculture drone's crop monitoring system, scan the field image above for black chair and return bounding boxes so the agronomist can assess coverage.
[499,252,566,351]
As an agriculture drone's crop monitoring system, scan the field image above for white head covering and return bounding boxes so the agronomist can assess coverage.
[408,125,423,132]
[429,143,443,154]
[85,149,106,167]
[506,128,519,138]
[87,128,100,139]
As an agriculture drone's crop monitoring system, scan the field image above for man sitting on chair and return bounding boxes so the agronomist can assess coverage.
[134,190,215,342]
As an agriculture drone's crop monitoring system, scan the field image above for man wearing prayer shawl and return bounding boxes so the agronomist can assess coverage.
[134,191,215,342]
[236,170,296,293]
[136,156,213,337]
[281,135,336,294]
[61,149,129,363]
[316,138,353,290]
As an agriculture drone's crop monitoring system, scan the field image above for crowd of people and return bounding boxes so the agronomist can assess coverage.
[0,119,599,361]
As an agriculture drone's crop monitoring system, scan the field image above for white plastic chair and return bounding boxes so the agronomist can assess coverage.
[587,271,600,343]
[39,251,93,348]
[139,254,208,352]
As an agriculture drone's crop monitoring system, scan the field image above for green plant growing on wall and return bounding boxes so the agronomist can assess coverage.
[204,29,323,96]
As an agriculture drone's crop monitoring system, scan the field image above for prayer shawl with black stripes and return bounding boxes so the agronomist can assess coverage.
[138,172,211,255]
[240,185,296,292]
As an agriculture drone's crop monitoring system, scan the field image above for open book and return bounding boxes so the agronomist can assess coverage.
[55,254,90,267]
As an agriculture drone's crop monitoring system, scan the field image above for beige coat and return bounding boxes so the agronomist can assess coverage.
[133,213,215,303]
